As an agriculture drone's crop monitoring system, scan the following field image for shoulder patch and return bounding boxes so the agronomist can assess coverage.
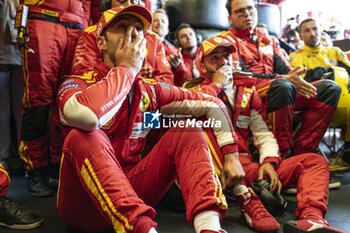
[70,71,97,84]
[85,25,97,34]
[142,78,158,85]
[243,87,254,93]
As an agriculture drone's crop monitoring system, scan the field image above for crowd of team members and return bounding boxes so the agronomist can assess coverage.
[1,0,350,232]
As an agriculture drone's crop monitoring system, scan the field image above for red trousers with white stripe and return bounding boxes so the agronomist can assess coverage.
[242,153,329,219]
[57,127,226,233]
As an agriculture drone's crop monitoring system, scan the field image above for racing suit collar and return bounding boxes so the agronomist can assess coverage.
[303,44,322,53]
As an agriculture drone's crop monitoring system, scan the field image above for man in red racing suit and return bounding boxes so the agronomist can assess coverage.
[56,5,245,233]
[218,0,341,157]
[71,1,174,85]
[17,0,92,197]
[195,36,345,233]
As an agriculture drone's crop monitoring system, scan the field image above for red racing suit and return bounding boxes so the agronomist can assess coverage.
[71,26,174,84]
[217,28,341,156]
[173,52,199,87]
[162,39,178,57]
[18,0,89,170]
[0,164,10,197]
[160,39,196,87]
[56,61,237,232]
[198,76,330,220]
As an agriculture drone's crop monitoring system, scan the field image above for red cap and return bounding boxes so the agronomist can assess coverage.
[197,36,236,62]
[96,4,152,38]
[195,36,237,73]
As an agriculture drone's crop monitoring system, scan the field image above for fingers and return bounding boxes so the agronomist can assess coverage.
[277,180,282,193]
[220,173,227,190]
[297,78,317,98]
[124,26,134,48]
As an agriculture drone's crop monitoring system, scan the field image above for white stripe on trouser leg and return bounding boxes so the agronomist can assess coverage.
[148,227,158,233]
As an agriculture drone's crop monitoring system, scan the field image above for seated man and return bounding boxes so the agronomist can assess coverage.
[56,5,245,233]
[0,163,43,230]
[152,18,201,87]
[195,36,344,233]
[218,0,341,158]
[289,18,350,165]
[172,23,201,87]
[71,0,173,84]
[151,8,178,57]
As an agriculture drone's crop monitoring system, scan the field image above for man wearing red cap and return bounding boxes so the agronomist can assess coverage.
[71,0,173,84]
[194,36,344,233]
[49,0,174,189]
[56,5,245,233]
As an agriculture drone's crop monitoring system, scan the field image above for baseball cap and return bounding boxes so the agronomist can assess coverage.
[195,36,237,72]
[197,36,236,62]
[96,4,152,38]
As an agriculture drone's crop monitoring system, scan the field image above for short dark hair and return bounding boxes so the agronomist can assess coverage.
[298,18,316,32]
[175,23,194,40]
[226,0,258,15]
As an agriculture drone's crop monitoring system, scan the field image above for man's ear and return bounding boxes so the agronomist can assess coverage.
[199,62,207,74]
[97,36,107,51]
[228,15,233,26]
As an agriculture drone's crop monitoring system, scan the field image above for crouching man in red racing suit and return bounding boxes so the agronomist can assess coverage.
[56,5,245,233]
[195,36,344,233]
[71,0,174,84]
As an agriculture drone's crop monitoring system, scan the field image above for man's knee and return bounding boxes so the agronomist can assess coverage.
[315,79,341,108]
[267,79,296,110]
[64,129,111,155]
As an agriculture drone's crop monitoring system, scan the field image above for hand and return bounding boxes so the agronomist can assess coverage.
[212,65,233,89]
[167,48,183,69]
[220,152,245,190]
[284,66,317,98]
[115,26,147,77]
[140,64,153,78]
[258,163,282,193]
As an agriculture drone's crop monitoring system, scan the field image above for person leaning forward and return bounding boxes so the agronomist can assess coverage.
[56,5,245,233]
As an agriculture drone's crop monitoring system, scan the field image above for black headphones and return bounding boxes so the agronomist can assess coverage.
[173,23,201,48]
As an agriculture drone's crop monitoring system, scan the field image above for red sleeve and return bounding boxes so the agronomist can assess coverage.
[71,28,101,75]
[153,82,238,154]
[199,83,221,96]
[82,0,91,28]
[153,36,174,84]
[57,66,135,129]
[173,62,192,87]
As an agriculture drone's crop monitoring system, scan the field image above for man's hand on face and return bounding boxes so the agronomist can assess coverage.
[284,66,317,98]
[212,65,233,89]
[221,152,245,190]
[115,26,147,77]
